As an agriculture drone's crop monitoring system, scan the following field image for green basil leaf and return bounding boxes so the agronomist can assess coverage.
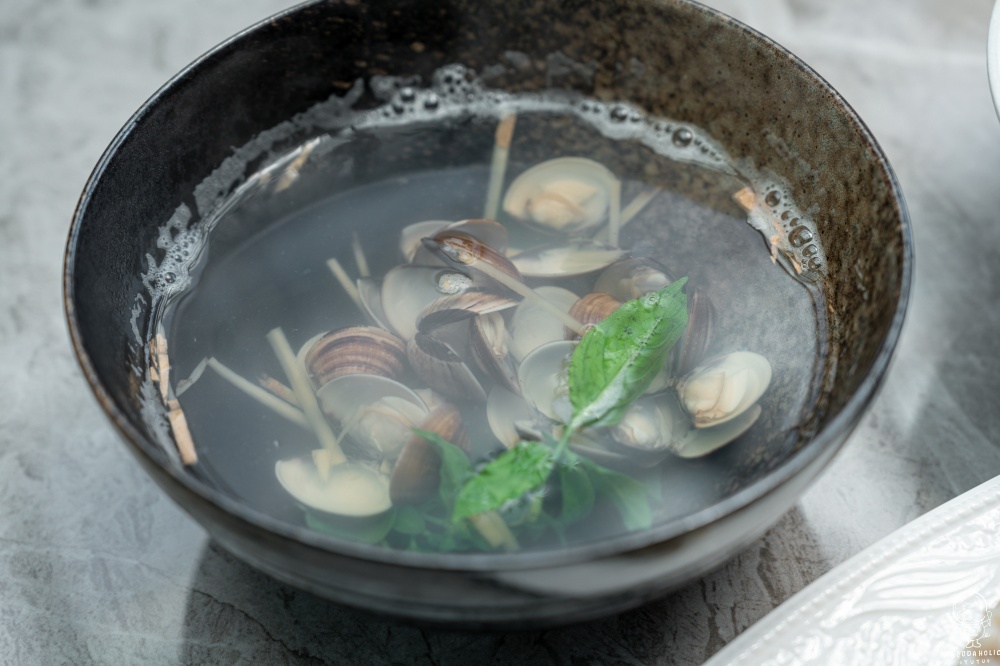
[453,441,554,522]
[567,279,688,432]
[573,455,653,531]
[557,461,595,525]
[393,505,426,535]
[413,428,473,505]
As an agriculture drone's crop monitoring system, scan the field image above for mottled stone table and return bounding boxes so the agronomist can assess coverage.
[2,0,997,663]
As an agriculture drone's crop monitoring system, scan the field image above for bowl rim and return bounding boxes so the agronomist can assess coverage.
[64,0,913,572]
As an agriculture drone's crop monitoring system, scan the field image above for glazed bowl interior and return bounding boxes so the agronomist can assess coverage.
[66,0,909,590]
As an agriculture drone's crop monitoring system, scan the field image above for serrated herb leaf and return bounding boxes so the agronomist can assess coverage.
[393,505,426,535]
[453,441,553,522]
[567,279,689,433]
[557,460,595,525]
[573,455,652,530]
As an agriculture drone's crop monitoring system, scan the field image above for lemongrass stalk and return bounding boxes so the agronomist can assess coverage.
[207,357,309,429]
[484,114,516,220]
[326,258,365,312]
[469,511,519,551]
[468,258,587,336]
[607,178,622,248]
[351,231,371,278]
[266,328,347,464]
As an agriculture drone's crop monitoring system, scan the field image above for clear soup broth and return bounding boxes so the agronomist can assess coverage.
[149,71,830,553]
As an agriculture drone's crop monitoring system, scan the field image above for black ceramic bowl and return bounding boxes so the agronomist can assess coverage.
[65,0,911,627]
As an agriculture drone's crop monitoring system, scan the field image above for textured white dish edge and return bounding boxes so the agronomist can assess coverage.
[989,0,1000,121]
[704,474,1000,665]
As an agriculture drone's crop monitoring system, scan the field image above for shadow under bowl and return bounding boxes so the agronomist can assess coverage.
[64,0,911,628]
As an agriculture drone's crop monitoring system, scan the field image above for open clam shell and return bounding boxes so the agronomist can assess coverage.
[671,404,762,458]
[417,291,517,333]
[470,312,520,395]
[517,340,576,422]
[486,386,537,449]
[407,332,488,403]
[400,220,451,263]
[502,157,617,235]
[390,404,469,505]
[275,458,392,519]
[565,292,621,338]
[594,257,673,301]
[510,240,625,279]
[509,285,579,360]
[677,351,772,428]
[381,265,473,339]
[316,374,429,461]
[304,326,407,387]
[423,229,523,292]
[356,277,393,331]
[675,286,716,377]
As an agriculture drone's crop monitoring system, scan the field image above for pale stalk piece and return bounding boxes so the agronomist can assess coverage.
[148,336,160,384]
[258,373,299,406]
[166,399,198,465]
[267,327,347,465]
[151,333,198,465]
[351,231,371,278]
[733,186,755,211]
[607,178,623,248]
[175,357,209,397]
[274,140,316,192]
[206,357,309,429]
[469,511,519,551]
[312,449,337,483]
[620,187,660,225]
[468,258,588,336]
[155,332,171,403]
[483,113,516,221]
[326,258,365,313]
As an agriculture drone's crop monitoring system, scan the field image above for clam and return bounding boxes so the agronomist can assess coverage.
[676,351,772,428]
[502,157,616,235]
[675,286,716,376]
[304,326,407,387]
[470,312,520,394]
[275,457,392,519]
[399,220,450,263]
[517,340,576,422]
[509,286,579,360]
[380,265,474,339]
[610,397,681,452]
[389,404,469,505]
[510,240,625,279]
[417,291,517,333]
[671,404,761,458]
[565,292,621,337]
[486,386,537,448]
[407,332,488,403]
[316,374,429,461]
[594,257,673,301]
[422,226,523,290]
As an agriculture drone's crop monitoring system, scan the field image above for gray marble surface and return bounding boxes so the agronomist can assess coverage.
[2,0,998,663]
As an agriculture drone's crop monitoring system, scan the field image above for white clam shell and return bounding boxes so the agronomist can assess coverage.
[509,286,579,360]
[275,458,392,518]
[677,351,772,428]
[503,157,616,234]
[316,374,428,460]
[380,265,472,339]
[510,241,625,278]
[671,404,762,458]
[517,340,576,422]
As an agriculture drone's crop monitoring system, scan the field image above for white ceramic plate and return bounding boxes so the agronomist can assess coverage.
[989,0,1000,120]
[705,475,1000,665]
